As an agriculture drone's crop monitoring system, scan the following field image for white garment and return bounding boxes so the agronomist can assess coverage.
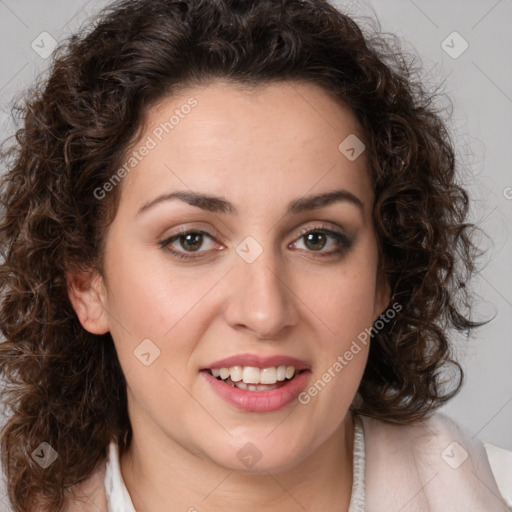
[103,412,512,511]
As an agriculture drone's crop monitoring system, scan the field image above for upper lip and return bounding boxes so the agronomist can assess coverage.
[201,353,311,371]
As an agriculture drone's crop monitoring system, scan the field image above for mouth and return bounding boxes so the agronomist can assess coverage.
[200,358,311,412]
[203,365,307,392]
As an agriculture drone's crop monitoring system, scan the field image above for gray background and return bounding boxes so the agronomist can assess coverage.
[0,0,510,450]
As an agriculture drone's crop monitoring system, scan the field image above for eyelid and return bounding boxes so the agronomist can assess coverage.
[158,227,220,248]
[295,222,346,237]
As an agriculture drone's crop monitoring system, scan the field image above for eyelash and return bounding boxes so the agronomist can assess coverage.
[158,224,353,261]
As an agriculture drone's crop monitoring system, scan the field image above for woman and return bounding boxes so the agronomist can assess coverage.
[0,0,510,510]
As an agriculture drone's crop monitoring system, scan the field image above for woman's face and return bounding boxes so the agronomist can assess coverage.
[74,79,389,472]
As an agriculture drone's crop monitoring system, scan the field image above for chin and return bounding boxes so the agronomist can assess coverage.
[202,436,312,475]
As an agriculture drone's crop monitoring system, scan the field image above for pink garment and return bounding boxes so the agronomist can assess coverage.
[361,412,510,511]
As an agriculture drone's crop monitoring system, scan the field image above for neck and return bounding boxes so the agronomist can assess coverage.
[120,413,355,512]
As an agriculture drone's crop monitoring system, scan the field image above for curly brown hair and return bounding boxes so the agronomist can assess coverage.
[0,0,484,510]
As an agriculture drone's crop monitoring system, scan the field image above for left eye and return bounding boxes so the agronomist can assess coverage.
[159,230,218,259]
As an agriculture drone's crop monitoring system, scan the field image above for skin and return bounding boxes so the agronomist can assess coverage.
[68,79,390,511]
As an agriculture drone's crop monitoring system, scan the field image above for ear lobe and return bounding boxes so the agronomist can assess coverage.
[66,269,110,335]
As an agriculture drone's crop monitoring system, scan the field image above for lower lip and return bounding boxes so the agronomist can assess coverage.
[201,370,310,412]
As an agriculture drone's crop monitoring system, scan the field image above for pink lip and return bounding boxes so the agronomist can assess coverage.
[201,370,310,412]
[201,353,311,371]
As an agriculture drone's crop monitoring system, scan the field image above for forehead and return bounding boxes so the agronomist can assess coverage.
[118,79,372,217]
[144,78,363,146]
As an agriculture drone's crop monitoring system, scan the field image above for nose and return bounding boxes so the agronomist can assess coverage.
[222,248,300,339]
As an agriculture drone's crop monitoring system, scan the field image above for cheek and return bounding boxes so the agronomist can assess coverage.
[101,249,207,378]
[298,263,379,341]
[103,242,208,335]
[292,249,379,394]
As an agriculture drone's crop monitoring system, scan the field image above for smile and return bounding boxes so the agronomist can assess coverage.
[201,367,310,412]
[210,364,298,388]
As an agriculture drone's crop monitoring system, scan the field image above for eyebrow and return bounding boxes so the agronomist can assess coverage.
[137,188,364,216]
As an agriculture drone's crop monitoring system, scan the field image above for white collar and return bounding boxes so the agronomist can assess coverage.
[104,439,137,512]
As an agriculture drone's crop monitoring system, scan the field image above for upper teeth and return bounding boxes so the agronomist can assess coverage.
[211,365,296,384]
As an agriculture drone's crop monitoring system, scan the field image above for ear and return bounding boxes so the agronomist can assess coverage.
[66,268,110,335]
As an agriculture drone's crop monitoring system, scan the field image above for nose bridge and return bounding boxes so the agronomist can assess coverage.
[223,239,299,338]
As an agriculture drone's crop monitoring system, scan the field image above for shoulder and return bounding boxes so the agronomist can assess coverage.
[359,411,512,510]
